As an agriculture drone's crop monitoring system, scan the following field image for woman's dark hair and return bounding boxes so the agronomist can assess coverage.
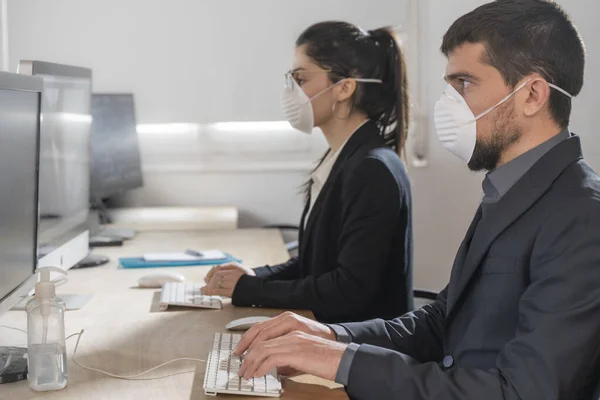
[296,21,410,153]
[297,21,409,204]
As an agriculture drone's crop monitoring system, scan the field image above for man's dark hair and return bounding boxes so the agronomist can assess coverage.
[441,0,585,128]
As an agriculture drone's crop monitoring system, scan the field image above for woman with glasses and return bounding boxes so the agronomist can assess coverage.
[203,21,413,324]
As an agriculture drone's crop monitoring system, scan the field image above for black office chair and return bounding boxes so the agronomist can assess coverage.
[412,289,439,310]
[263,224,300,254]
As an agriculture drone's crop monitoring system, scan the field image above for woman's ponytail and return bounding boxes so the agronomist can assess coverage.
[367,27,409,154]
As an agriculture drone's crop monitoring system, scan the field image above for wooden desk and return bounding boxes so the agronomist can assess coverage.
[0,229,347,400]
[108,206,239,231]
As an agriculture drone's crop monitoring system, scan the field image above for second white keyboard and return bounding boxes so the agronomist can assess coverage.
[159,282,223,311]
[204,333,282,397]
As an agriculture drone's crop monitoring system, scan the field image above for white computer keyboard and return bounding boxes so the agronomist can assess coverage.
[204,333,282,397]
[159,282,223,311]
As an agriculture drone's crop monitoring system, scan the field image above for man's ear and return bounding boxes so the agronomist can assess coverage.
[523,76,552,118]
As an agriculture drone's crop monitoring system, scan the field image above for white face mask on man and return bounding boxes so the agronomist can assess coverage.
[281,76,382,134]
[434,79,574,163]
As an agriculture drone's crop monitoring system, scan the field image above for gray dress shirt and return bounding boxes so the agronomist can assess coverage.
[329,128,571,386]
[483,128,571,204]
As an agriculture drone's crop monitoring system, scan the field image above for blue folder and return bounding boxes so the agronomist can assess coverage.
[119,253,241,269]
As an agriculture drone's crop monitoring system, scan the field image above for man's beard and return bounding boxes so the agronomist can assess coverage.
[468,100,522,172]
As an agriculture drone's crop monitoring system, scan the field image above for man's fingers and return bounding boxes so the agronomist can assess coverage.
[247,321,295,354]
[240,343,279,379]
[234,312,295,355]
[253,354,290,378]
[242,336,300,379]
[234,321,270,355]
[234,315,287,355]
[238,333,286,376]
[276,366,300,377]
[235,312,299,355]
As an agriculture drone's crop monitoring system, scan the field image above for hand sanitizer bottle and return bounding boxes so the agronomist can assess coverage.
[26,267,68,391]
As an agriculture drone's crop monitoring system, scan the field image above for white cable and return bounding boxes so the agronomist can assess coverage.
[0,324,27,334]
[69,330,205,381]
[0,326,205,380]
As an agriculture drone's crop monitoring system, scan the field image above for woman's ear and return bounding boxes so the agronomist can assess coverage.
[335,79,357,103]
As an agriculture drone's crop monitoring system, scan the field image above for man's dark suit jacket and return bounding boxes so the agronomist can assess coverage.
[336,135,600,399]
[232,121,413,323]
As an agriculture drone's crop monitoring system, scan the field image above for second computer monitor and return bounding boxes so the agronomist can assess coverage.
[89,93,143,203]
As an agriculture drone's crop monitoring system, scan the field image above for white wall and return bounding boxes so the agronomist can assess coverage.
[5,0,600,291]
[405,0,486,290]
[0,0,7,70]
[6,0,407,122]
[562,0,600,165]
[5,0,410,228]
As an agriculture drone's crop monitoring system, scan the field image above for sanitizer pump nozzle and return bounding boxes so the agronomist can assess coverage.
[34,267,66,319]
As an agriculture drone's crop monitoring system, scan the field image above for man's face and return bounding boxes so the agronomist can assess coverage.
[444,43,523,171]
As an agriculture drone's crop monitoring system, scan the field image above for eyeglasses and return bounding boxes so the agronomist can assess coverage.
[284,69,382,91]
[284,69,332,90]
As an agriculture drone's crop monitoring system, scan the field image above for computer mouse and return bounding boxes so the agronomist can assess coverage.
[225,316,271,331]
[138,271,185,288]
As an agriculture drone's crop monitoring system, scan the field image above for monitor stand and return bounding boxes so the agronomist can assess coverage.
[73,253,110,268]
[101,226,136,240]
[0,347,27,384]
[92,198,113,224]
[91,199,137,240]
[89,235,123,248]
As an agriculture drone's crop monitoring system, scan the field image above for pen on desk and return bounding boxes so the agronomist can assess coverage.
[185,250,204,257]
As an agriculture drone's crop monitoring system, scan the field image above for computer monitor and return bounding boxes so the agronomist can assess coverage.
[18,61,93,271]
[0,71,42,319]
[89,93,143,220]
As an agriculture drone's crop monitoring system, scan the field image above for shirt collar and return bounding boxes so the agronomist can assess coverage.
[484,128,571,201]
[311,119,370,185]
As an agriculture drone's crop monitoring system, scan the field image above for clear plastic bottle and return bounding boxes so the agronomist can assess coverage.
[26,267,68,391]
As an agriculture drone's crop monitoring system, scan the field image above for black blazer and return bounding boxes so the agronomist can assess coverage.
[337,135,600,400]
[232,120,413,324]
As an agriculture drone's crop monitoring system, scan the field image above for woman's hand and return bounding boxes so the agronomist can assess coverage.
[201,262,255,297]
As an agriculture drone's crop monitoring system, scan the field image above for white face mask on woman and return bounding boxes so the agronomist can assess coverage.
[434,79,573,163]
[281,76,382,134]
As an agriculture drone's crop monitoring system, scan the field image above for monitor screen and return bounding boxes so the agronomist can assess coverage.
[0,78,41,311]
[90,93,143,201]
[36,72,92,261]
